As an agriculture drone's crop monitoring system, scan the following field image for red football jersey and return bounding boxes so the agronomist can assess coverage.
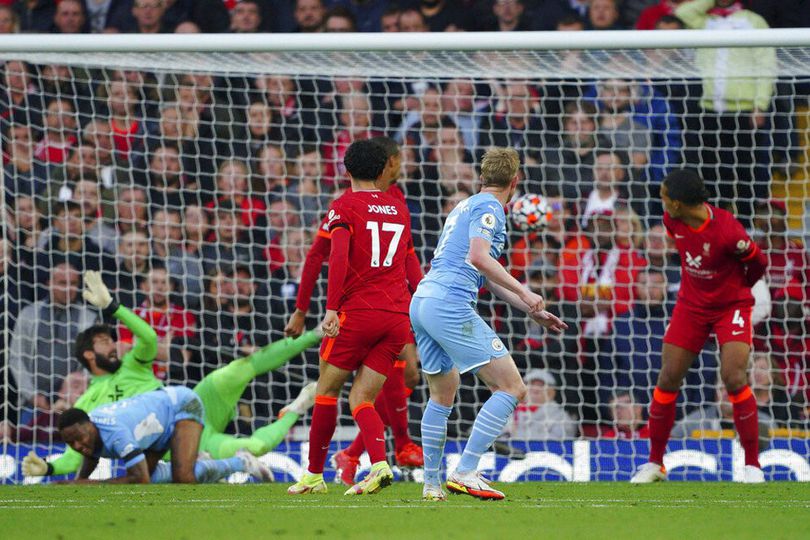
[326,189,412,314]
[664,204,759,311]
[316,183,408,239]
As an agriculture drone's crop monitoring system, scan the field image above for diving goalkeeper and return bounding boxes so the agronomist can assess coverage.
[23,270,321,479]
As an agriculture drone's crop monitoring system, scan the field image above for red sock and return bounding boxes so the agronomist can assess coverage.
[307,395,338,474]
[352,402,387,465]
[648,387,678,465]
[729,385,761,467]
[344,433,365,458]
[382,364,412,452]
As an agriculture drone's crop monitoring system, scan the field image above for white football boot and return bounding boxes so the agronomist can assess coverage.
[630,462,667,483]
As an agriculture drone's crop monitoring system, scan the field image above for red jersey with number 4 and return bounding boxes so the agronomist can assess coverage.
[327,189,412,314]
[664,204,760,311]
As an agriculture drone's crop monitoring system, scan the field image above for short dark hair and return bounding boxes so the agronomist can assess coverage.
[58,407,91,431]
[595,147,629,168]
[73,324,113,369]
[656,15,684,28]
[369,136,400,159]
[343,139,388,181]
[662,169,710,205]
[557,13,585,28]
[53,200,82,217]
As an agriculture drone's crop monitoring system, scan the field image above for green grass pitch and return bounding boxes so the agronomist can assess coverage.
[1,482,808,540]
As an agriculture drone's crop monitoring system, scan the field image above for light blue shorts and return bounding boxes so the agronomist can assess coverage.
[410,296,509,375]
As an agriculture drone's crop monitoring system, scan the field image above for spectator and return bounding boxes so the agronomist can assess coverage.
[478,81,544,168]
[128,0,170,33]
[600,269,717,410]
[441,78,489,155]
[322,92,382,186]
[505,369,577,440]
[380,5,400,32]
[643,223,681,299]
[603,392,649,439]
[533,2,585,31]
[0,5,18,33]
[113,230,160,308]
[201,201,267,280]
[0,61,42,132]
[7,196,45,305]
[81,119,118,182]
[83,0,137,33]
[636,0,689,29]
[750,352,802,426]
[400,86,444,163]
[484,0,535,32]
[540,101,598,199]
[324,0,388,32]
[397,7,429,32]
[52,0,87,33]
[588,74,681,185]
[654,13,685,29]
[671,384,775,449]
[150,208,205,310]
[253,143,288,200]
[114,185,149,234]
[50,144,101,189]
[35,201,115,295]
[753,200,810,300]
[148,103,211,179]
[676,0,775,226]
[269,228,313,331]
[183,204,209,261]
[34,99,79,166]
[3,123,46,201]
[14,1,56,33]
[581,149,630,223]
[232,100,284,160]
[71,179,118,254]
[104,79,147,165]
[118,266,197,381]
[425,119,476,198]
[205,159,267,236]
[411,0,469,32]
[288,147,329,226]
[263,199,302,271]
[252,75,311,152]
[146,144,196,212]
[323,6,355,32]
[588,0,623,29]
[293,0,325,32]
[8,262,96,412]
[174,20,200,33]
[230,0,262,33]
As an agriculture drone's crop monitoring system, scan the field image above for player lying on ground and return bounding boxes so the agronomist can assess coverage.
[288,140,414,496]
[58,387,270,484]
[410,147,567,501]
[285,136,424,485]
[631,169,768,484]
[23,271,320,481]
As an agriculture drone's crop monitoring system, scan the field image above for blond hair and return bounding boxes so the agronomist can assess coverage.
[480,147,520,188]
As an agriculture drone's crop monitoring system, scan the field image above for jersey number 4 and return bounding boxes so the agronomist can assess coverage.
[367,221,404,267]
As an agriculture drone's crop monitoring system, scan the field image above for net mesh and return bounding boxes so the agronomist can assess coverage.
[1,44,809,482]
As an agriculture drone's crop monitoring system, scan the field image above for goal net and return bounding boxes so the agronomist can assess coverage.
[1,32,809,483]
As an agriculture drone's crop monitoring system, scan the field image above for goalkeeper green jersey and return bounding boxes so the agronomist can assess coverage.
[49,305,159,476]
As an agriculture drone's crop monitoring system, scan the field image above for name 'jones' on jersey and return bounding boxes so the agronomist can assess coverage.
[416,192,507,304]
[327,190,413,314]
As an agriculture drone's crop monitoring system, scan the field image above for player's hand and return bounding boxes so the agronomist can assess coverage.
[82,270,112,309]
[531,310,568,333]
[285,309,307,338]
[519,289,545,313]
[321,310,340,338]
[22,452,49,477]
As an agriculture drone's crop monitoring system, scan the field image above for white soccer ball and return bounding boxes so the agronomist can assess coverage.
[510,193,553,232]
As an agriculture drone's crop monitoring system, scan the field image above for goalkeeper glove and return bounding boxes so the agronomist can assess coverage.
[82,270,118,316]
[22,451,53,476]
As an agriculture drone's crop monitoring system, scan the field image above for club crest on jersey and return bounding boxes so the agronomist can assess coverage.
[735,239,751,254]
[685,251,702,269]
[481,213,496,228]
[491,338,504,352]
[703,242,711,255]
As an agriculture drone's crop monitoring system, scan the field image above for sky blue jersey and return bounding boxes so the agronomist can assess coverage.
[90,387,203,468]
[414,192,507,304]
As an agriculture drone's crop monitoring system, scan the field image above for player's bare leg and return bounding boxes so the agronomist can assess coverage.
[631,344,696,483]
[170,419,204,483]
[447,355,525,500]
[345,365,395,495]
[720,341,764,482]
[421,368,460,501]
[289,360,351,495]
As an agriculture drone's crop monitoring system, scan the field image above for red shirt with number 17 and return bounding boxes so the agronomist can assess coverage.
[663,204,761,312]
[326,189,412,314]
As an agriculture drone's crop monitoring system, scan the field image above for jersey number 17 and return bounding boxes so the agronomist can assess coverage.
[366,221,404,267]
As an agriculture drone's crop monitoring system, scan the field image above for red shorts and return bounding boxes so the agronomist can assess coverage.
[663,301,753,354]
[320,310,411,375]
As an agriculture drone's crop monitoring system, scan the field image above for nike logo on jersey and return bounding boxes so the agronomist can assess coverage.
[732,330,745,336]
[675,234,685,238]
[685,251,702,268]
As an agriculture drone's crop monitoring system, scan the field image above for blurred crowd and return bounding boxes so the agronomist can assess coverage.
[0,0,809,446]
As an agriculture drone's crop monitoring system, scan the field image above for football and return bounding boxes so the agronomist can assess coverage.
[510,193,554,232]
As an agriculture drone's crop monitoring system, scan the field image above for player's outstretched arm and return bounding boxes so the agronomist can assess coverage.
[83,270,157,363]
[487,281,568,333]
[469,237,544,313]
[320,227,351,338]
[287,231,332,337]
[69,457,150,484]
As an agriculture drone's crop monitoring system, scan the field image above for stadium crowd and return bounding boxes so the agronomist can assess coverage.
[1,0,809,449]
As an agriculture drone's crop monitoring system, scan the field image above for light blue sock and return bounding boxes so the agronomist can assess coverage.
[421,399,453,486]
[456,391,518,474]
[149,457,245,484]
[193,457,245,483]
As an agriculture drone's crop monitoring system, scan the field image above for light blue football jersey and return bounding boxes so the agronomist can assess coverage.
[90,387,203,468]
[414,192,507,304]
